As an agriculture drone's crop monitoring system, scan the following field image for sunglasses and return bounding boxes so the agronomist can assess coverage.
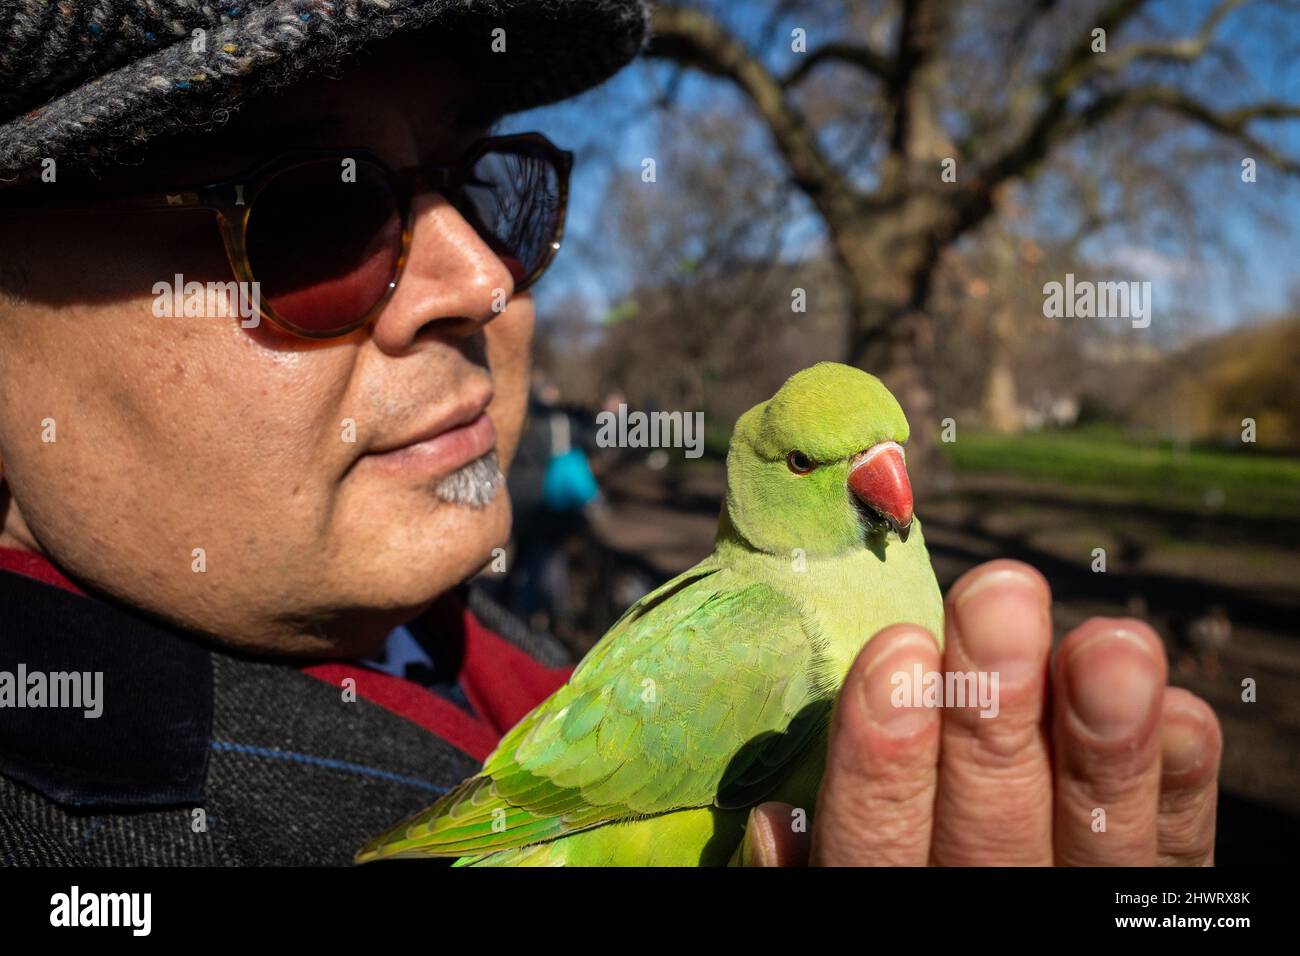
[0,132,573,338]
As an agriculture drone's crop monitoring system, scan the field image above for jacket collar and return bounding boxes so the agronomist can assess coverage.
[0,548,211,808]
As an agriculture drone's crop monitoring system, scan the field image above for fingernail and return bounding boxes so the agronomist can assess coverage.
[742,808,773,867]
[1161,709,1208,775]
[862,633,938,738]
[952,568,1046,685]
[1065,629,1161,740]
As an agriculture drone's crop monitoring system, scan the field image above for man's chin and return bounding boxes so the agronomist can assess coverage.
[344,491,511,605]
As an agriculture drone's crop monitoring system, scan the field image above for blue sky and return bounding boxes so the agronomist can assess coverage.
[503,0,1300,341]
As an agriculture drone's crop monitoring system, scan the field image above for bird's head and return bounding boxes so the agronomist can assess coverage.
[724,362,914,558]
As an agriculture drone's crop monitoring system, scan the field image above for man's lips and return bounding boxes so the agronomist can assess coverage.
[359,396,497,480]
[367,392,492,455]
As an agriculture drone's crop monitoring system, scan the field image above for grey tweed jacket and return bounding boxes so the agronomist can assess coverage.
[0,563,572,866]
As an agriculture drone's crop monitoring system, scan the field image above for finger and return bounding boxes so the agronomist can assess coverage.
[1052,618,1167,866]
[1157,688,1222,866]
[810,624,942,866]
[730,802,811,867]
[931,560,1055,865]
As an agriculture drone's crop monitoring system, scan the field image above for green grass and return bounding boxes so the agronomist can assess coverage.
[941,426,1300,519]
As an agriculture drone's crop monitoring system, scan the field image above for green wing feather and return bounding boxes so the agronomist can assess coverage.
[355,560,833,862]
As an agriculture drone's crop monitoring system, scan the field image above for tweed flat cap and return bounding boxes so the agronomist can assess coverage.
[0,0,649,183]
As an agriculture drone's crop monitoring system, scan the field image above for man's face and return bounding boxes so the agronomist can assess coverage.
[0,43,534,656]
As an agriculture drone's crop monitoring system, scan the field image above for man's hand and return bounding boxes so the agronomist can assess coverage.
[737,559,1222,866]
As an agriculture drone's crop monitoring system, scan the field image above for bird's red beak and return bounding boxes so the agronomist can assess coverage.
[848,441,913,542]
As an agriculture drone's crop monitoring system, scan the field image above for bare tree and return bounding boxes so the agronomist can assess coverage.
[643,0,1300,459]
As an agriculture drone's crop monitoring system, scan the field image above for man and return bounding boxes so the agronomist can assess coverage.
[0,0,1220,866]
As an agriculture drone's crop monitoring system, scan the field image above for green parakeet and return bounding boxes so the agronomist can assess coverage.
[355,362,944,866]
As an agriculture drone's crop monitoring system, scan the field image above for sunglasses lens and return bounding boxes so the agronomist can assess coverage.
[450,146,563,290]
[246,158,402,334]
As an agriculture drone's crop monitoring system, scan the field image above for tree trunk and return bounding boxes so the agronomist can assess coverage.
[982,310,1022,433]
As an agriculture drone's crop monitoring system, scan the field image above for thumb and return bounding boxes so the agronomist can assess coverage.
[728,801,811,867]
[811,623,941,865]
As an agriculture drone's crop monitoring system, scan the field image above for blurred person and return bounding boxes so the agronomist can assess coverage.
[497,380,601,639]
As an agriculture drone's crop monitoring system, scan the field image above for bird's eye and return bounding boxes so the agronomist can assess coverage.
[786,450,814,474]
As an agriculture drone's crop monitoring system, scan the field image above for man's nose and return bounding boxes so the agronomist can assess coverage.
[368,191,516,352]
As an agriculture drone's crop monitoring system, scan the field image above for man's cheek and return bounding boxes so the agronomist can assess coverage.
[485,299,535,473]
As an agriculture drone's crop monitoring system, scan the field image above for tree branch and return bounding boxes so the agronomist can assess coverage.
[644,5,848,203]
[956,83,1300,249]
[1074,86,1300,174]
[781,41,895,87]
[1039,0,1149,98]
[945,0,1300,249]
[964,0,1152,204]
[1092,0,1249,74]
